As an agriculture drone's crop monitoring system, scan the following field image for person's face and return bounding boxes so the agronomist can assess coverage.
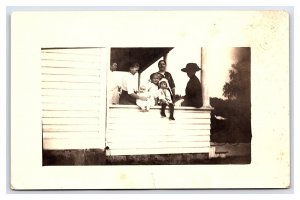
[187,70,196,78]
[129,65,139,75]
[158,61,166,72]
[151,74,160,85]
[110,62,117,71]
[140,86,146,92]
[160,82,167,89]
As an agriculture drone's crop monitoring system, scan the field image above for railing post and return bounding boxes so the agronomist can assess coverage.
[201,48,212,109]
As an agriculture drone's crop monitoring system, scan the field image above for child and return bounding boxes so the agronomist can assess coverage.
[158,78,175,120]
[147,72,161,106]
[136,85,152,111]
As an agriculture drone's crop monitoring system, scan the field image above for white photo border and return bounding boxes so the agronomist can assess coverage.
[9,8,290,190]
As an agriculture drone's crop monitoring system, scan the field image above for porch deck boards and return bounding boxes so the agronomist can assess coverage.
[106,106,212,155]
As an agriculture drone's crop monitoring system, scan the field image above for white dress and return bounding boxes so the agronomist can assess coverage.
[136,91,152,110]
[108,70,120,104]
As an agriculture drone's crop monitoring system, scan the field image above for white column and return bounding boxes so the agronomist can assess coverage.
[201,48,212,109]
[163,52,168,63]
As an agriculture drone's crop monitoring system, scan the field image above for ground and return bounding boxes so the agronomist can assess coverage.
[43,143,251,165]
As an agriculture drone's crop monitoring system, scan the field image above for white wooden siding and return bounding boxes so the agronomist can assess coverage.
[106,106,212,155]
[41,48,212,154]
[41,48,108,150]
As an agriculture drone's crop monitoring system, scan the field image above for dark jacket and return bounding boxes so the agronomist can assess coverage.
[182,75,202,108]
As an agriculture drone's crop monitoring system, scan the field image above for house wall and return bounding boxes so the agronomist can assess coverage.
[41,48,108,150]
[106,105,212,156]
[41,48,213,155]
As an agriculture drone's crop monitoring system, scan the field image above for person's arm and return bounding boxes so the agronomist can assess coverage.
[158,89,163,100]
[126,74,146,101]
[167,72,176,95]
[116,74,122,92]
[129,93,147,101]
[166,90,173,103]
[190,80,202,108]
[127,87,147,101]
[171,88,175,96]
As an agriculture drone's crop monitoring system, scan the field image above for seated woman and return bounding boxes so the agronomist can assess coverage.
[180,63,203,108]
[119,62,148,105]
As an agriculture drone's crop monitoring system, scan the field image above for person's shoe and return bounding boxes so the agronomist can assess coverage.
[160,111,166,117]
[169,116,175,120]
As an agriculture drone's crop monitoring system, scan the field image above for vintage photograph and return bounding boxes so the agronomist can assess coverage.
[11,10,289,189]
[41,47,251,165]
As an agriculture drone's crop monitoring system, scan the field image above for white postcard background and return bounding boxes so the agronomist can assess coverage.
[11,11,289,189]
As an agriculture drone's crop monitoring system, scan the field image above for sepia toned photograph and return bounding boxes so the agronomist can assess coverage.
[41,47,251,165]
[10,10,289,189]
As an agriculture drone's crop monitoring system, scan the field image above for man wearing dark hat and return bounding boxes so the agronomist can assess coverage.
[181,63,203,108]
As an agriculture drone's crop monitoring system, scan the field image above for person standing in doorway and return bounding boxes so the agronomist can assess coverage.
[108,62,121,104]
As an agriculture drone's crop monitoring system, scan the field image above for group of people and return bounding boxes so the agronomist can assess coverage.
[108,60,203,121]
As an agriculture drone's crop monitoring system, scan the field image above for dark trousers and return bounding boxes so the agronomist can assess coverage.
[119,91,136,105]
[160,103,174,118]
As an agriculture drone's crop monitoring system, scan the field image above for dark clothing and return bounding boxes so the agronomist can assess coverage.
[182,75,203,108]
[160,102,175,120]
[119,91,136,105]
[157,71,175,91]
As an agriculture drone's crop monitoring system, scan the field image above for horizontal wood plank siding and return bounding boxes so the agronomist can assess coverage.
[43,138,103,150]
[41,49,213,154]
[106,130,210,136]
[41,74,101,83]
[42,110,100,118]
[106,106,212,155]
[107,148,211,156]
[41,48,107,150]
[107,141,210,149]
[42,48,104,55]
[42,82,101,90]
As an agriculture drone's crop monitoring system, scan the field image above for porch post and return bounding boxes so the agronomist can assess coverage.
[201,48,212,109]
[138,73,141,88]
[163,52,168,63]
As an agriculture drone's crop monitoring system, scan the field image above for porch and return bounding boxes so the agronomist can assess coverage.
[106,105,213,156]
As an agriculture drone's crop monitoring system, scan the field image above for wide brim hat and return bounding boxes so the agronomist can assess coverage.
[181,63,201,72]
